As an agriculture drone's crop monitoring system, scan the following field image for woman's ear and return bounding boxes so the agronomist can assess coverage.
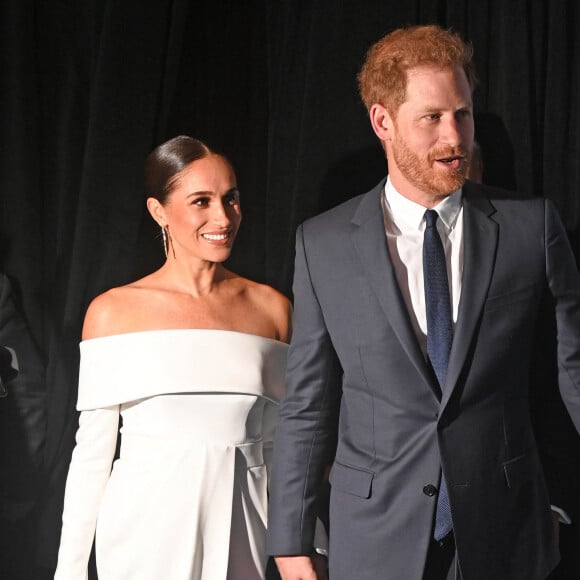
[146,197,166,227]
[369,103,394,143]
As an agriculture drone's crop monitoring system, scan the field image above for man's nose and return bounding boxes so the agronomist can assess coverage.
[441,116,461,146]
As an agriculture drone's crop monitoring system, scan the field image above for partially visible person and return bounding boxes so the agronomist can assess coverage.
[0,273,46,578]
[0,344,18,394]
[54,135,292,579]
[267,25,580,580]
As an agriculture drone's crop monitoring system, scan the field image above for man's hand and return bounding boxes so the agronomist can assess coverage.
[275,554,328,580]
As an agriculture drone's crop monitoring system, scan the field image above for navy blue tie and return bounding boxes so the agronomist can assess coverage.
[423,209,453,541]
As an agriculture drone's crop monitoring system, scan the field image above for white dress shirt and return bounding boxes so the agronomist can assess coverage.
[382,177,463,356]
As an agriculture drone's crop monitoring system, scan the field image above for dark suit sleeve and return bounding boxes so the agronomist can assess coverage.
[0,274,46,521]
[544,200,580,433]
[531,200,580,519]
[267,224,341,555]
[529,290,580,519]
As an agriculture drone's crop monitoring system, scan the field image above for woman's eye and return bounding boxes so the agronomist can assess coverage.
[225,191,240,205]
[193,198,209,207]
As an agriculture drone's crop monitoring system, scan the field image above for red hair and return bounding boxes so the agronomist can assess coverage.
[358,25,477,115]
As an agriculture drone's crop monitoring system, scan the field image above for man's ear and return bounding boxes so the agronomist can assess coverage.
[369,103,394,142]
[146,197,166,227]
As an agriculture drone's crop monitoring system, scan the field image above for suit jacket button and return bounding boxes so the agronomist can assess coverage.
[423,484,437,496]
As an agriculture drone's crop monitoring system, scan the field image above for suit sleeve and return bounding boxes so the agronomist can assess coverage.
[529,289,580,519]
[267,224,341,555]
[545,200,580,434]
[54,406,119,579]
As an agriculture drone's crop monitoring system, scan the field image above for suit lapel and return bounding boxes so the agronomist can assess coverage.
[441,185,498,410]
[350,181,437,395]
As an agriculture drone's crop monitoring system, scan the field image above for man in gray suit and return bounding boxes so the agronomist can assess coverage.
[267,25,580,580]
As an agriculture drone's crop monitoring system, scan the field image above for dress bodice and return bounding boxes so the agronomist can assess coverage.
[55,329,288,580]
[120,394,267,445]
[77,329,288,410]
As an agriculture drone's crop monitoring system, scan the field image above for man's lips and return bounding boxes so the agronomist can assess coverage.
[434,155,465,170]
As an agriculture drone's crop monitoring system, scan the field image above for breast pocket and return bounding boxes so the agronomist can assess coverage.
[484,283,538,313]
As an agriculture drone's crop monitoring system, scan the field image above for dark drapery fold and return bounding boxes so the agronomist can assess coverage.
[1,0,579,576]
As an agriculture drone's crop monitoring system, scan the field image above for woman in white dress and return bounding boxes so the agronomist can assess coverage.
[54,135,292,580]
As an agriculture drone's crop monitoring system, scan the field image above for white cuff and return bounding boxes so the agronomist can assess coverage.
[551,505,572,525]
[313,517,329,556]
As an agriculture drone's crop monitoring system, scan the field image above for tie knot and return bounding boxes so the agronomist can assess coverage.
[424,209,439,229]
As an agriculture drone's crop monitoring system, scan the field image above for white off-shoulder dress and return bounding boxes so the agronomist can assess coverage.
[54,329,288,580]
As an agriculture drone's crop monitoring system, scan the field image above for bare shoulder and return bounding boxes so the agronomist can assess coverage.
[249,280,292,315]
[82,284,144,340]
[239,278,293,343]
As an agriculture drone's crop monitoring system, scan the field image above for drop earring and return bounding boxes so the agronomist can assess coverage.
[161,226,169,258]
[163,225,176,259]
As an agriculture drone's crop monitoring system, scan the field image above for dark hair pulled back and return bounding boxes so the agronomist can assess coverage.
[144,135,212,204]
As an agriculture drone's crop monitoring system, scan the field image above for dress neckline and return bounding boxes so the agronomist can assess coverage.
[81,328,289,347]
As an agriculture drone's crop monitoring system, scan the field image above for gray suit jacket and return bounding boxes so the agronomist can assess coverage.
[267,179,580,580]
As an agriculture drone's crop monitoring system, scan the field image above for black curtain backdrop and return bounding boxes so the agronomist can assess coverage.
[1,0,579,576]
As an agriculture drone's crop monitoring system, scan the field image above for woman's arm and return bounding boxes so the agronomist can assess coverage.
[54,405,119,579]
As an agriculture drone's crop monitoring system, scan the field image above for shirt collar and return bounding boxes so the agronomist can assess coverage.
[384,176,463,231]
